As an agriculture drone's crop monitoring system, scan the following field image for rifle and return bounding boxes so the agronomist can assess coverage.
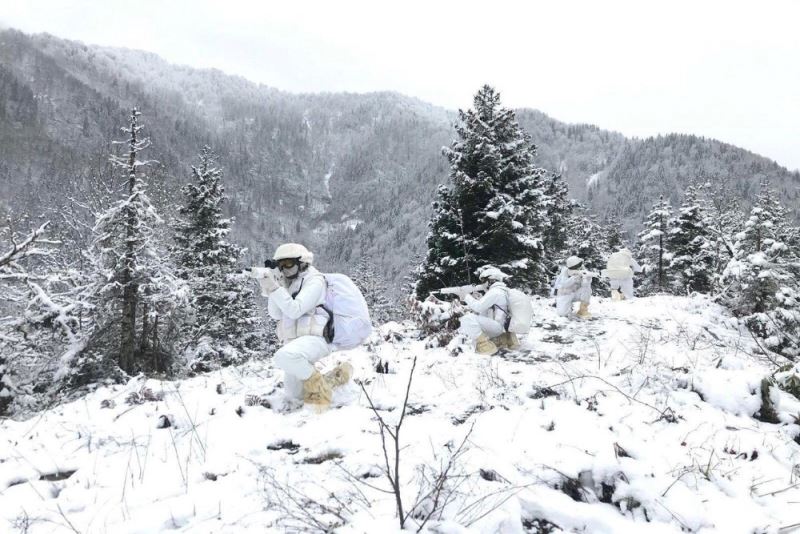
[243,259,280,278]
[435,283,488,298]
[567,269,600,285]
[568,269,599,279]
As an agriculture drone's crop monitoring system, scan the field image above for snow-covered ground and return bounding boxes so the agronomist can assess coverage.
[2,296,799,533]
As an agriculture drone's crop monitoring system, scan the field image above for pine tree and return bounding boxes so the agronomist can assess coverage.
[700,179,743,290]
[668,186,714,294]
[174,147,264,372]
[64,109,186,386]
[602,216,625,252]
[542,172,573,256]
[352,255,394,325]
[636,196,673,294]
[416,85,548,298]
[723,182,800,359]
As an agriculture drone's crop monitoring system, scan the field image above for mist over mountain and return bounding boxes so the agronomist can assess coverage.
[1,28,798,289]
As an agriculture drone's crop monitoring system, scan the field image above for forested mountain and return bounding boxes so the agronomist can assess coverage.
[1,28,798,289]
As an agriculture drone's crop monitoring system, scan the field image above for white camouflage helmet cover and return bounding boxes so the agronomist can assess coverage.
[566,256,583,269]
[273,243,314,265]
[476,265,510,282]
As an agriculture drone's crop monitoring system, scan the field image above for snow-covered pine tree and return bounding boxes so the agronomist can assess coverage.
[352,255,394,326]
[636,196,673,294]
[62,109,186,387]
[416,85,548,298]
[602,216,625,252]
[722,182,800,359]
[668,185,714,294]
[174,146,264,373]
[542,172,573,255]
[699,178,744,290]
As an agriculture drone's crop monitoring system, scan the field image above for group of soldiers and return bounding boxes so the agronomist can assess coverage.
[451,246,642,355]
[252,243,642,409]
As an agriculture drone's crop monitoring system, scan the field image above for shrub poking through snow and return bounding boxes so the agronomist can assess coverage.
[125,386,164,405]
[408,295,462,347]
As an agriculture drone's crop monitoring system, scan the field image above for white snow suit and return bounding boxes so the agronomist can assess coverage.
[268,266,332,400]
[602,250,643,300]
[457,282,509,341]
[553,268,593,316]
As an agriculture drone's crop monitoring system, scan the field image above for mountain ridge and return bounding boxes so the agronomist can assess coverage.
[1,28,798,289]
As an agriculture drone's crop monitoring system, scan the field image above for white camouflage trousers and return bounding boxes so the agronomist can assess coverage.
[273,335,331,400]
[458,314,505,341]
[555,285,592,316]
[609,277,635,299]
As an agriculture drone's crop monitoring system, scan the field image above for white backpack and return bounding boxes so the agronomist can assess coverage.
[602,251,634,279]
[503,288,533,335]
[320,273,372,350]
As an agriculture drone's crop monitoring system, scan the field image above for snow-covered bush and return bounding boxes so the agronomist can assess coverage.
[408,294,463,346]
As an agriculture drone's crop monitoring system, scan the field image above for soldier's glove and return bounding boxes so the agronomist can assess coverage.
[249,267,280,295]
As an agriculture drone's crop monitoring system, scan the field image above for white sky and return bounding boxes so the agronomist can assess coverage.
[2,0,799,171]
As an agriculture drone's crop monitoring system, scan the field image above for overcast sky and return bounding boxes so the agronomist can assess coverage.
[2,0,798,170]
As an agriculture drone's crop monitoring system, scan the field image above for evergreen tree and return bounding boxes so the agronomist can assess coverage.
[668,186,714,294]
[64,109,186,386]
[352,255,394,325]
[636,196,673,294]
[722,182,800,359]
[416,85,548,298]
[542,172,573,256]
[174,147,264,372]
[700,178,743,290]
[602,216,625,251]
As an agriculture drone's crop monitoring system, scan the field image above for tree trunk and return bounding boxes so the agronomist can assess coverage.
[119,111,139,375]
[140,302,150,354]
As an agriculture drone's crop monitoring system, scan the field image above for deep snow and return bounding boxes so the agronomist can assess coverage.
[1,295,799,533]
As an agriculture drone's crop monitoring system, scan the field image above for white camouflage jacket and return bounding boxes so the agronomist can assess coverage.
[464,282,509,324]
[267,266,329,342]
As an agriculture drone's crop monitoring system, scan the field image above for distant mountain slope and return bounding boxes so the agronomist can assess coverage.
[594,134,800,228]
[1,28,798,288]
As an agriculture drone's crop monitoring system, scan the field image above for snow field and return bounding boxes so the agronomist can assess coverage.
[1,295,799,533]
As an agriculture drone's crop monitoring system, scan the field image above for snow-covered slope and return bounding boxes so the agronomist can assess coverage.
[2,296,799,533]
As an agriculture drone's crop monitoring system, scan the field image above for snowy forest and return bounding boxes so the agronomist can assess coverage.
[2,25,800,534]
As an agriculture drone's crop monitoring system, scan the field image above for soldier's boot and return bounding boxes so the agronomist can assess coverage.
[491,334,508,350]
[577,302,592,319]
[475,334,499,356]
[503,332,521,350]
[611,289,622,301]
[324,362,354,388]
[302,369,332,410]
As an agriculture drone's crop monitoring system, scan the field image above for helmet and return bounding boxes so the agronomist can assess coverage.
[476,265,509,282]
[566,256,583,269]
[273,243,314,265]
